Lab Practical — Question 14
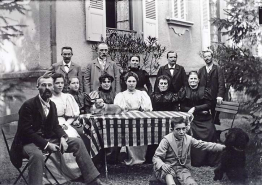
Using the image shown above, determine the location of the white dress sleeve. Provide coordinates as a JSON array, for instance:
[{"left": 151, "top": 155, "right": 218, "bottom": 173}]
[
  {"left": 114, "top": 92, "right": 127, "bottom": 111},
  {"left": 140, "top": 91, "right": 153, "bottom": 111},
  {"left": 65, "top": 94, "right": 80, "bottom": 118}
]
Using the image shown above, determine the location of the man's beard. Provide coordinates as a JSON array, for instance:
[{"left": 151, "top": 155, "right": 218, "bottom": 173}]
[{"left": 42, "top": 89, "right": 52, "bottom": 100}]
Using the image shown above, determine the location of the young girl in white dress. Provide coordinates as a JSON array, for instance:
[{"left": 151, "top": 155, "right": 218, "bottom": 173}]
[{"left": 114, "top": 72, "right": 152, "bottom": 165}]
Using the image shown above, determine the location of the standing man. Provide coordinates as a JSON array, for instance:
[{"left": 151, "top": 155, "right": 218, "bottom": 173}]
[
  {"left": 10, "top": 75, "right": 108, "bottom": 185},
  {"left": 198, "top": 49, "right": 225, "bottom": 125},
  {"left": 84, "top": 43, "right": 120, "bottom": 94},
  {"left": 45, "top": 46, "right": 83, "bottom": 93},
  {"left": 154, "top": 51, "right": 187, "bottom": 95}
]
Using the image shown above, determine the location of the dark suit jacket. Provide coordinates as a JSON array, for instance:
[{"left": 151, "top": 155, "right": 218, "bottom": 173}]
[
  {"left": 45, "top": 61, "right": 83, "bottom": 92},
  {"left": 198, "top": 64, "right": 225, "bottom": 100},
  {"left": 10, "top": 95, "right": 66, "bottom": 168},
  {"left": 154, "top": 64, "right": 187, "bottom": 93}
]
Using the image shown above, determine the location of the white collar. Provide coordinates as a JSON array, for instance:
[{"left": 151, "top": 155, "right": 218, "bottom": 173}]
[
  {"left": 98, "top": 57, "right": 106, "bottom": 63},
  {"left": 39, "top": 94, "right": 50, "bottom": 108},
  {"left": 205, "top": 63, "right": 213, "bottom": 71},
  {"left": 63, "top": 61, "right": 71, "bottom": 67},
  {"left": 126, "top": 89, "right": 136, "bottom": 94},
  {"left": 168, "top": 64, "right": 176, "bottom": 69}
]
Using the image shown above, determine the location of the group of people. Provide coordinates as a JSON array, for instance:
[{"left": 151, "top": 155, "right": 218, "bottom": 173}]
[{"left": 10, "top": 42, "right": 226, "bottom": 185}]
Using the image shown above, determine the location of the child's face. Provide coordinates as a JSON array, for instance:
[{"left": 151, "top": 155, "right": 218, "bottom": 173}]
[
  {"left": 171, "top": 123, "right": 187, "bottom": 140},
  {"left": 69, "top": 78, "right": 79, "bottom": 92}
]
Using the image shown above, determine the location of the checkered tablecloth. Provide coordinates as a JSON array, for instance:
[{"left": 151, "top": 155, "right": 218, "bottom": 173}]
[{"left": 79, "top": 111, "right": 190, "bottom": 157}]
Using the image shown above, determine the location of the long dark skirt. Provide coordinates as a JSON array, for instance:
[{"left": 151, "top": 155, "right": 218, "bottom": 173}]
[{"left": 190, "top": 116, "right": 220, "bottom": 167}]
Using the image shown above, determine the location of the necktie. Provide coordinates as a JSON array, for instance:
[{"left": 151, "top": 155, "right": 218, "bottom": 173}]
[
  {"left": 100, "top": 61, "right": 106, "bottom": 70},
  {"left": 170, "top": 68, "right": 175, "bottom": 76},
  {"left": 64, "top": 65, "right": 69, "bottom": 73}
]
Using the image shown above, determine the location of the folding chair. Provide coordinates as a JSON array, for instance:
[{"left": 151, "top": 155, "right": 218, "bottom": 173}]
[
  {"left": 0, "top": 113, "right": 60, "bottom": 185},
  {"left": 213, "top": 101, "right": 240, "bottom": 140}
]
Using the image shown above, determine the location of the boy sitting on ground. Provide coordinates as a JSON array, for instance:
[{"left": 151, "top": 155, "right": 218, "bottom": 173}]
[{"left": 153, "top": 117, "right": 225, "bottom": 185}]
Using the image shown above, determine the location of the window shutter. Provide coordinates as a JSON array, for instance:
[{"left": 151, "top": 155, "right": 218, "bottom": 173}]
[
  {"left": 172, "top": 0, "right": 186, "bottom": 20},
  {"left": 201, "top": 0, "right": 210, "bottom": 50},
  {"left": 180, "top": 0, "right": 185, "bottom": 19},
  {"left": 85, "top": 0, "right": 106, "bottom": 42},
  {"left": 143, "top": 0, "right": 158, "bottom": 40},
  {"left": 173, "top": 0, "right": 179, "bottom": 18}
]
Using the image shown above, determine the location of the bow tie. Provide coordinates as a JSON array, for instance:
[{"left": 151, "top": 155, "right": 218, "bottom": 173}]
[
  {"left": 169, "top": 68, "right": 175, "bottom": 70},
  {"left": 64, "top": 64, "right": 69, "bottom": 68}
]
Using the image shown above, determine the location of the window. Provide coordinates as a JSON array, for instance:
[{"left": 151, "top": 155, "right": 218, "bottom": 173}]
[
  {"left": 106, "top": 0, "right": 132, "bottom": 30},
  {"left": 85, "top": 0, "right": 158, "bottom": 42},
  {"left": 172, "top": 0, "right": 187, "bottom": 20},
  {"left": 106, "top": 0, "right": 117, "bottom": 28}
]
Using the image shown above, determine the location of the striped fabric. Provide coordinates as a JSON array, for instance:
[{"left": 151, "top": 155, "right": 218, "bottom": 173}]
[{"left": 79, "top": 111, "right": 190, "bottom": 158}]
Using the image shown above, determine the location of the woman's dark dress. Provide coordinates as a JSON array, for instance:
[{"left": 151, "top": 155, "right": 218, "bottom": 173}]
[
  {"left": 69, "top": 91, "right": 92, "bottom": 114},
  {"left": 151, "top": 91, "right": 179, "bottom": 111},
  {"left": 97, "top": 86, "right": 119, "bottom": 163},
  {"left": 97, "top": 87, "right": 115, "bottom": 104},
  {"left": 145, "top": 90, "right": 179, "bottom": 163},
  {"left": 121, "top": 67, "right": 152, "bottom": 94},
  {"left": 179, "top": 86, "right": 219, "bottom": 167},
  {"left": 68, "top": 91, "right": 93, "bottom": 152}
]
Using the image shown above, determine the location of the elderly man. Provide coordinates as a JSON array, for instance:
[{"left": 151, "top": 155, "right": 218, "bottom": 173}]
[
  {"left": 10, "top": 75, "right": 108, "bottom": 185},
  {"left": 84, "top": 43, "right": 120, "bottom": 94},
  {"left": 45, "top": 46, "right": 83, "bottom": 93},
  {"left": 198, "top": 49, "right": 226, "bottom": 125},
  {"left": 154, "top": 51, "right": 187, "bottom": 110}
]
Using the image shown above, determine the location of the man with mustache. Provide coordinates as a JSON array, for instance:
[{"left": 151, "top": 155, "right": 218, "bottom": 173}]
[
  {"left": 10, "top": 75, "right": 108, "bottom": 185},
  {"left": 198, "top": 49, "right": 225, "bottom": 126},
  {"left": 154, "top": 51, "right": 187, "bottom": 110},
  {"left": 84, "top": 43, "right": 120, "bottom": 94},
  {"left": 45, "top": 46, "right": 83, "bottom": 93}
]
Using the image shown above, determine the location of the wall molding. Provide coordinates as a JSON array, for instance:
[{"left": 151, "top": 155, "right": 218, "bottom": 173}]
[
  {"left": 166, "top": 18, "right": 193, "bottom": 36},
  {"left": 0, "top": 70, "right": 46, "bottom": 80}
]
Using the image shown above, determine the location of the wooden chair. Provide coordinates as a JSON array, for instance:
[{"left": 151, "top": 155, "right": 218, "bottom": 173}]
[
  {"left": 214, "top": 101, "right": 240, "bottom": 132},
  {"left": 0, "top": 113, "right": 59, "bottom": 185}
]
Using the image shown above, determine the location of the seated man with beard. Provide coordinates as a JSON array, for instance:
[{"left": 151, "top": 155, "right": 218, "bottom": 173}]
[{"left": 10, "top": 75, "right": 109, "bottom": 185}]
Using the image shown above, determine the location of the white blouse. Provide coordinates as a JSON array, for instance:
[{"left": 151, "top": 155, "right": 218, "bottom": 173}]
[
  {"left": 114, "top": 90, "right": 152, "bottom": 112},
  {"left": 51, "top": 93, "right": 80, "bottom": 125}
]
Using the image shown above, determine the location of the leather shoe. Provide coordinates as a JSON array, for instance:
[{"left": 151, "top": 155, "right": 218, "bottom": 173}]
[{"left": 89, "top": 178, "right": 110, "bottom": 185}]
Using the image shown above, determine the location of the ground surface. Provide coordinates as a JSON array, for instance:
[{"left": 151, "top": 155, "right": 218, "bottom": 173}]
[{"left": 1, "top": 114, "right": 262, "bottom": 185}]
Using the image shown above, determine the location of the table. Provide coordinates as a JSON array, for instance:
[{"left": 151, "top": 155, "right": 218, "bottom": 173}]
[{"left": 79, "top": 111, "right": 191, "bottom": 158}]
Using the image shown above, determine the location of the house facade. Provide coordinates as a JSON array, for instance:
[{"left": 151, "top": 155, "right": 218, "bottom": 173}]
[
  {"left": 0, "top": 0, "right": 220, "bottom": 75},
  {"left": 1, "top": 0, "right": 223, "bottom": 114}
]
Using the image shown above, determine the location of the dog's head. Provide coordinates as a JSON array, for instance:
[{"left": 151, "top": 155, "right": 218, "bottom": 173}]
[{"left": 224, "top": 128, "right": 249, "bottom": 150}]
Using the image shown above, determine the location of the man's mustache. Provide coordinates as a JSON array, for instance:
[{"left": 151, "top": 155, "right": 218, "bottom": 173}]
[{"left": 43, "top": 89, "right": 52, "bottom": 95}]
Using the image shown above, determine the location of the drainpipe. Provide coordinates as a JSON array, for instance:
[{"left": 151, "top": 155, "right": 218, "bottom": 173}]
[{"left": 50, "top": 0, "right": 57, "bottom": 64}]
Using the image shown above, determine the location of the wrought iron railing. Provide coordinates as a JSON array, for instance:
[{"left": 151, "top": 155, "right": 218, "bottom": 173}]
[{"left": 106, "top": 27, "right": 138, "bottom": 38}]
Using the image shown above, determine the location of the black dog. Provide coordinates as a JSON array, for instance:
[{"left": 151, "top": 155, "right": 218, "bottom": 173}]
[{"left": 214, "top": 128, "right": 249, "bottom": 184}]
